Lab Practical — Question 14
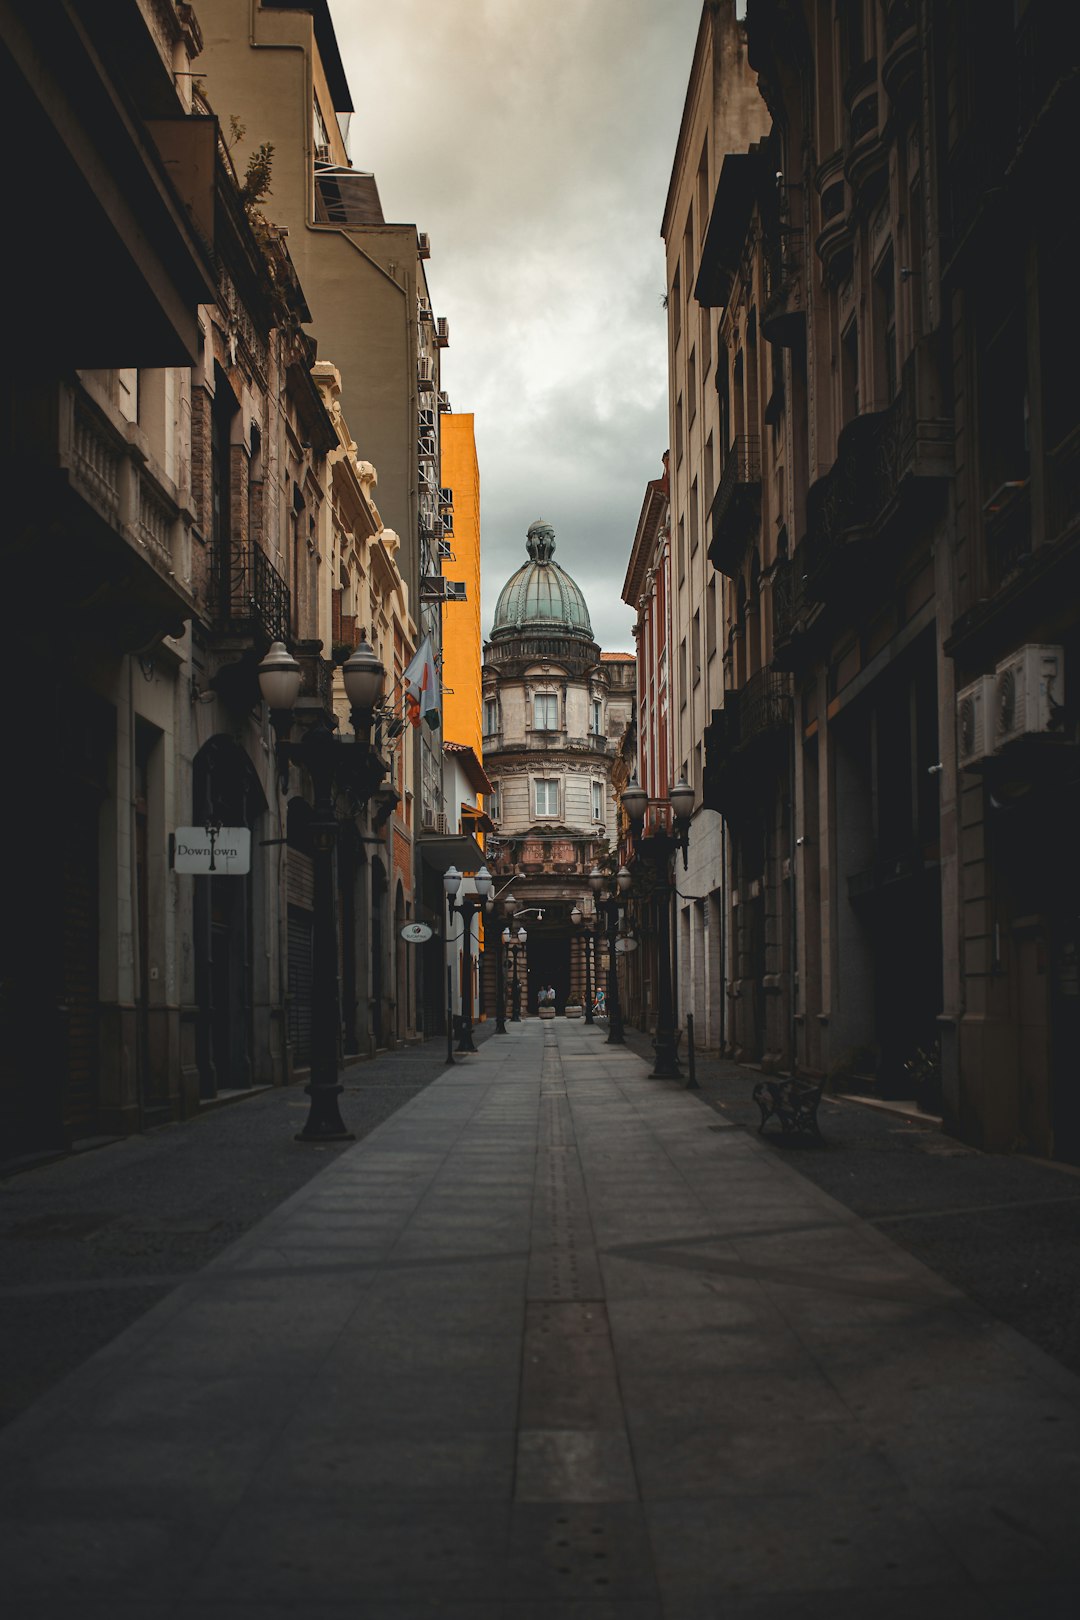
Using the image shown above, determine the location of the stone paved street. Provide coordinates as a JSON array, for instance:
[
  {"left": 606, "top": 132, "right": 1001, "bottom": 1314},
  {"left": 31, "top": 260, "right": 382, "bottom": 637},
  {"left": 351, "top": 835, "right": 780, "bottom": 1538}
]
[
  {"left": 0, "top": 1035, "right": 480, "bottom": 1428},
  {"left": 621, "top": 1029, "right": 1080, "bottom": 1379},
  {"left": 2, "top": 1018, "right": 1079, "bottom": 1617}
]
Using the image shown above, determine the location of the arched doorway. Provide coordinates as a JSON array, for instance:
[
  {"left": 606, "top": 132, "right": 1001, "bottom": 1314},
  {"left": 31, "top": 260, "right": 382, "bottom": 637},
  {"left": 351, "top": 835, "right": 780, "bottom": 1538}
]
[{"left": 192, "top": 737, "right": 267, "bottom": 1098}]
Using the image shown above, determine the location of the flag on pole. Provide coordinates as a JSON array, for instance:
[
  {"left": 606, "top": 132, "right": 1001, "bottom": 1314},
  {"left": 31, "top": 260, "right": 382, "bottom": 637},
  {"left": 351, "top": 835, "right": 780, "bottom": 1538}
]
[{"left": 403, "top": 636, "right": 440, "bottom": 730}]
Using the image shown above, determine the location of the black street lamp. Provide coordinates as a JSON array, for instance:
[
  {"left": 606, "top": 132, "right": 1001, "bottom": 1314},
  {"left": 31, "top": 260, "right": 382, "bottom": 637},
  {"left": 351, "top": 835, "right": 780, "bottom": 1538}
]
[
  {"left": 258, "top": 636, "right": 387, "bottom": 1141},
  {"left": 443, "top": 863, "right": 493, "bottom": 1053},
  {"left": 621, "top": 775, "right": 694, "bottom": 1080},
  {"left": 588, "top": 864, "right": 632, "bottom": 1045},
  {"left": 570, "top": 903, "right": 599, "bottom": 1025},
  {"left": 504, "top": 925, "right": 528, "bottom": 1022},
  {"left": 487, "top": 889, "right": 516, "bottom": 1033}
]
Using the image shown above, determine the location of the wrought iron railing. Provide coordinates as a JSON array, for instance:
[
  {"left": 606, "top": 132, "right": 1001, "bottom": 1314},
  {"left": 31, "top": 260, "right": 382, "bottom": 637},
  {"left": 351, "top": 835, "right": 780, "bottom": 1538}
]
[
  {"left": 214, "top": 541, "right": 291, "bottom": 646},
  {"left": 983, "top": 481, "right": 1032, "bottom": 590}
]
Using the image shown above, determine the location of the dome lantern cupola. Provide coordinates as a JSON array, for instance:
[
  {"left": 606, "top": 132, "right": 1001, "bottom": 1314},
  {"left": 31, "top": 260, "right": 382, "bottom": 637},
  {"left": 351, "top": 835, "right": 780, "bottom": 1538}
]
[{"left": 491, "top": 519, "right": 594, "bottom": 644}]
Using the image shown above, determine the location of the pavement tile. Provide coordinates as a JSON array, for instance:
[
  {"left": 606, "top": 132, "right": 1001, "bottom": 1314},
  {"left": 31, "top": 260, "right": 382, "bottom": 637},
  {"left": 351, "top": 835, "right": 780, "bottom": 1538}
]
[
  {"left": 515, "top": 1428, "right": 638, "bottom": 1501},
  {"left": 246, "top": 1427, "right": 517, "bottom": 1502},
  {"left": 505, "top": 1502, "right": 659, "bottom": 1603},
  {"left": 645, "top": 1491, "right": 969, "bottom": 1598},
  {"left": 186, "top": 1501, "right": 510, "bottom": 1606}
]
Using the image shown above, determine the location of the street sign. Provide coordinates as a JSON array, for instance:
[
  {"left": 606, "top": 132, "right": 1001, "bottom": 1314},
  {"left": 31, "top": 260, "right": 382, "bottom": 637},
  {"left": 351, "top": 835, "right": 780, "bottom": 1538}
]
[
  {"left": 173, "top": 827, "right": 251, "bottom": 875},
  {"left": 400, "top": 922, "right": 434, "bottom": 944},
  {"left": 615, "top": 936, "right": 639, "bottom": 954}
]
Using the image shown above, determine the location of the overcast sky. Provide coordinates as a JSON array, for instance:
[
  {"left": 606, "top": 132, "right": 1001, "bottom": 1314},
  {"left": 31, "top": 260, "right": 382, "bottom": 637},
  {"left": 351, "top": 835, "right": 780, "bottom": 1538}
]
[{"left": 332, "top": 0, "right": 705, "bottom": 653}]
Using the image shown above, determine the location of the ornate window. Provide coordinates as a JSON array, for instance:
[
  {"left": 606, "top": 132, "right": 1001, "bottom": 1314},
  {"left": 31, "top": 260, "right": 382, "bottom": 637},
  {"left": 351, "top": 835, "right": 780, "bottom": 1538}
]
[
  {"left": 534, "top": 777, "right": 560, "bottom": 817},
  {"left": 534, "top": 692, "right": 558, "bottom": 730}
]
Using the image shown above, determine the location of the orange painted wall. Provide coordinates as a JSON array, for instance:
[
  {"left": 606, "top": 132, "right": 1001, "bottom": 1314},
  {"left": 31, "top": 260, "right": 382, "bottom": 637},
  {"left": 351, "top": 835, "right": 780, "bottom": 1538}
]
[{"left": 439, "top": 413, "right": 482, "bottom": 760}]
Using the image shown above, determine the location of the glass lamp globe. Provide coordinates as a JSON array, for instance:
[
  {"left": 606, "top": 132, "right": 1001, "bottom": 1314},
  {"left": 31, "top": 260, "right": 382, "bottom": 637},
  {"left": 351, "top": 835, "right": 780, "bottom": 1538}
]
[
  {"left": 669, "top": 777, "right": 695, "bottom": 823},
  {"left": 589, "top": 865, "right": 604, "bottom": 895},
  {"left": 617, "top": 865, "right": 632, "bottom": 894},
  {"left": 474, "top": 865, "right": 493, "bottom": 900},
  {"left": 342, "top": 635, "right": 386, "bottom": 715},
  {"left": 443, "top": 865, "right": 462, "bottom": 899},
  {"left": 571, "top": 905, "right": 582, "bottom": 926},
  {"left": 621, "top": 777, "right": 648, "bottom": 826},
  {"left": 517, "top": 927, "right": 527, "bottom": 945},
  {"left": 257, "top": 642, "right": 302, "bottom": 711}
]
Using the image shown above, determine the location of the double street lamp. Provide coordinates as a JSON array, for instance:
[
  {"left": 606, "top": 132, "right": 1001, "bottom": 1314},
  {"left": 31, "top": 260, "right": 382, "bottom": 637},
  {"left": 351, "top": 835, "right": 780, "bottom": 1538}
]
[
  {"left": 487, "top": 890, "right": 516, "bottom": 1033},
  {"left": 257, "top": 636, "right": 386, "bottom": 1141},
  {"left": 503, "top": 925, "right": 528, "bottom": 1022},
  {"left": 443, "top": 863, "right": 492, "bottom": 1053},
  {"left": 619, "top": 776, "right": 695, "bottom": 1080},
  {"left": 570, "top": 902, "right": 600, "bottom": 1025},
  {"left": 588, "top": 863, "right": 632, "bottom": 1045}
]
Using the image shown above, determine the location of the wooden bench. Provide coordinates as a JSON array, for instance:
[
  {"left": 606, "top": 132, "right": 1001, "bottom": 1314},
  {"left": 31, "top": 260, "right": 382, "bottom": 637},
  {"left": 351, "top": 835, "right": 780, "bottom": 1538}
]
[{"left": 752, "top": 1076, "right": 825, "bottom": 1139}]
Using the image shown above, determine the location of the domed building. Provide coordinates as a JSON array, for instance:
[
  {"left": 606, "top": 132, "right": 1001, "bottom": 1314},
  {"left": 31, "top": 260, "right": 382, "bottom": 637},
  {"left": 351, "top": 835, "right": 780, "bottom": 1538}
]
[{"left": 482, "top": 520, "right": 635, "bottom": 1015}]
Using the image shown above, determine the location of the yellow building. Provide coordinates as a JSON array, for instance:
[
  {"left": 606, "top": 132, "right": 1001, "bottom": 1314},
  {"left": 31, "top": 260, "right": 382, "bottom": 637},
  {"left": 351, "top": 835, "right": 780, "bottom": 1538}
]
[{"left": 439, "top": 413, "right": 483, "bottom": 762}]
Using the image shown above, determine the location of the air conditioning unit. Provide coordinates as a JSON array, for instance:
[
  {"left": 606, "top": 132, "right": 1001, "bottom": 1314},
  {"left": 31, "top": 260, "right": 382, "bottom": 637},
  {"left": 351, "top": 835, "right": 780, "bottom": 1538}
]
[
  {"left": 994, "top": 644, "right": 1065, "bottom": 748},
  {"left": 445, "top": 580, "right": 467, "bottom": 602},
  {"left": 417, "top": 358, "right": 435, "bottom": 392},
  {"left": 956, "top": 676, "right": 996, "bottom": 768},
  {"left": 422, "top": 808, "right": 436, "bottom": 830},
  {"left": 438, "top": 390, "right": 451, "bottom": 413},
  {"left": 436, "top": 317, "right": 450, "bottom": 347},
  {"left": 439, "top": 486, "right": 454, "bottom": 511},
  {"left": 417, "top": 231, "right": 431, "bottom": 259},
  {"left": 420, "top": 575, "right": 447, "bottom": 599}
]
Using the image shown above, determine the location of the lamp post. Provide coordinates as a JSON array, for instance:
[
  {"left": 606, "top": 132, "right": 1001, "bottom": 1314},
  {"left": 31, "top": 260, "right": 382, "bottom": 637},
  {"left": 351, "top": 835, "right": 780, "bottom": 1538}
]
[
  {"left": 257, "top": 636, "right": 386, "bottom": 1141},
  {"left": 506, "top": 925, "right": 527, "bottom": 1022},
  {"left": 570, "top": 903, "right": 599, "bottom": 1025},
  {"left": 443, "top": 863, "right": 493, "bottom": 1053},
  {"left": 620, "top": 775, "right": 694, "bottom": 1080},
  {"left": 588, "top": 864, "right": 631, "bottom": 1045},
  {"left": 488, "top": 891, "right": 516, "bottom": 1033}
]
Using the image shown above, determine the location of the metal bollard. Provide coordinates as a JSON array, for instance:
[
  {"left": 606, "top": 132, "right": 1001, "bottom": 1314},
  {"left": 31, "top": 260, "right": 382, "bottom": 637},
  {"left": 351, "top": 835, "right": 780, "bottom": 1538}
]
[{"left": 686, "top": 1013, "right": 700, "bottom": 1090}]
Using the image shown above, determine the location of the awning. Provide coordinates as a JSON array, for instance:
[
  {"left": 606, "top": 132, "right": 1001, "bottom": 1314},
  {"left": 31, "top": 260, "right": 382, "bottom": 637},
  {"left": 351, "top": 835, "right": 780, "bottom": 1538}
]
[{"left": 416, "top": 833, "right": 486, "bottom": 872}]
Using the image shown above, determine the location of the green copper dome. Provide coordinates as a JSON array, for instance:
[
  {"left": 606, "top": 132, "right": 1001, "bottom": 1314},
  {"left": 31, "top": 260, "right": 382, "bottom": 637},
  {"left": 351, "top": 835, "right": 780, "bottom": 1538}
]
[{"left": 491, "top": 521, "right": 593, "bottom": 640}]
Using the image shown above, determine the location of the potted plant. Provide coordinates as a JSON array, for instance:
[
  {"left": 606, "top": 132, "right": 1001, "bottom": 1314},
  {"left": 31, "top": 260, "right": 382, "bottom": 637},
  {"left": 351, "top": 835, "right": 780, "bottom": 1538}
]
[{"left": 564, "top": 997, "right": 583, "bottom": 1019}]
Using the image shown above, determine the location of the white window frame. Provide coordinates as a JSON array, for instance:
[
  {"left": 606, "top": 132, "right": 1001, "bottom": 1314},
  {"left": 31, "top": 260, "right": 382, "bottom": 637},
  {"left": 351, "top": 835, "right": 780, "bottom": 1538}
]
[
  {"left": 591, "top": 780, "right": 605, "bottom": 822},
  {"left": 590, "top": 698, "right": 603, "bottom": 735},
  {"left": 533, "top": 692, "right": 558, "bottom": 731},
  {"left": 488, "top": 781, "right": 500, "bottom": 821},
  {"left": 483, "top": 698, "right": 499, "bottom": 736},
  {"left": 534, "top": 777, "right": 560, "bottom": 818}
]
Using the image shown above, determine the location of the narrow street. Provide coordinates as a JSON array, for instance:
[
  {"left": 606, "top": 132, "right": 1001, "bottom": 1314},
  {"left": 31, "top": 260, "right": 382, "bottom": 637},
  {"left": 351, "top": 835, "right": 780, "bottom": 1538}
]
[{"left": 1, "top": 1019, "right": 1078, "bottom": 1616}]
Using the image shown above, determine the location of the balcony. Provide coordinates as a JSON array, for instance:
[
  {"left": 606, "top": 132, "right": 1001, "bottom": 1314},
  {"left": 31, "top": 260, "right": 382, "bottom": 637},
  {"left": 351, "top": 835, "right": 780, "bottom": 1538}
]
[
  {"left": 1047, "top": 424, "right": 1080, "bottom": 546},
  {"left": 804, "top": 340, "right": 951, "bottom": 603},
  {"left": 814, "top": 151, "right": 852, "bottom": 283},
  {"left": 983, "top": 481, "right": 1032, "bottom": 592},
  {"left": 44, "top": 379, "right": 196, "bottom": 649},
  {"left": 213, "top": 540, "right": 291, "bottom": 648},
  {"left": 708, "top": 436, "right": 762, "bottom": 577},
  {"left": 703, "top": 670, "right": 793, "bottom": 816},
  {"left": 762, "top": 228, "right": 804, "bottom": 348},
  {"left": 844, "top": 60, "right": 888, "bottom": 201},
  {"left": 771, "top": 554, "right": 813, "bottom": 668},
  {"left": 882, "top": 0, "right": 919, "bottom": 110},
  {"left": 1017, "top": 0, "right": 1080, "bottom": 138}
]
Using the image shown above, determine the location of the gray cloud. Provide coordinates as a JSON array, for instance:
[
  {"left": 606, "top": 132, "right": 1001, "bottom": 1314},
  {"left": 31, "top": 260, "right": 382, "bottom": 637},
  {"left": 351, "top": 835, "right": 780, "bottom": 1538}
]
[{"left": 331, "top": 0, "right": 704, "bottom": 651}]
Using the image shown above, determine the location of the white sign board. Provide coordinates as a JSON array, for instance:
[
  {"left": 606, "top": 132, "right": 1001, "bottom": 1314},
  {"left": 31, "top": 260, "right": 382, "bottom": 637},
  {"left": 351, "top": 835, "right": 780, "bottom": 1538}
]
[
  {"left": 615, "top": 936, "right": 639, "bottom": 955},
  {"left": 400, "top": 922, "right": 434, "bottom": 944},
  {"left": 174, "top": 827, "right": 251, "bottom": 875}
]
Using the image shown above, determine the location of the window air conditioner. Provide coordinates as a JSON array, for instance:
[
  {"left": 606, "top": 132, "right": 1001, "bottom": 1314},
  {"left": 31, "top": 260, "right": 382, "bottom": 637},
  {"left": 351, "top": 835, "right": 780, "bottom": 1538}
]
[
  {"left": 418, "top": 231, "right": 431, "bottom": 259},
  {"left": 994, "top": 644, "right": 1064, "bottom": 748},
  {"left": 417, "top": 358, "right": 435, "bottom": 391},
  {"left": 445, "top": 580, "right": 467, "bottom": 602},
  {"left": 956, "top": 676, "right": 995, "bottom": 769},
  {"left": 436, "top": 317, "right": 450, "bottom": 346}
]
